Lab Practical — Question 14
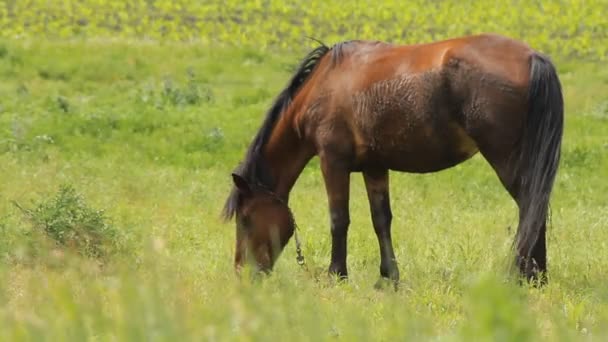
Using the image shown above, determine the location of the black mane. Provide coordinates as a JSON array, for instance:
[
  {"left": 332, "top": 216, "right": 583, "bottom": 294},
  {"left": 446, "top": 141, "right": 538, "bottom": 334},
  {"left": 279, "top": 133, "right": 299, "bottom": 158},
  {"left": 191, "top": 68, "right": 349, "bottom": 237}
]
[{"left": 222, "top": 43, "right": 331, "bottom": 221}]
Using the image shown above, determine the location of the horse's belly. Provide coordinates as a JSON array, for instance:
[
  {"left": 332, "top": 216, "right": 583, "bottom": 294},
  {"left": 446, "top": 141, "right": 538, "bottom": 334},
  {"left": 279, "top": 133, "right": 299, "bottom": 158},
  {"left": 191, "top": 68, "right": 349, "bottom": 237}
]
[
  {"left": 345, "top": 72, "right": 479, "bottom": 172},
  {"left": 354, "top": 118, "right": 479, "bottom": 173},
  {"left": 379, "top": 142, "right": 478, "bottom": 173}
]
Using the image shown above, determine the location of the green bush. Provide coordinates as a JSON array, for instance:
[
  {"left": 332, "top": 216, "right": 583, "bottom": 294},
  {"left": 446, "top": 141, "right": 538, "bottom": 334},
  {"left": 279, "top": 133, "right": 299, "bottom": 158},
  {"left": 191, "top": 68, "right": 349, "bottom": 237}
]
[{"left": 14, "top": 184, "right": 123, "bottom": 260}]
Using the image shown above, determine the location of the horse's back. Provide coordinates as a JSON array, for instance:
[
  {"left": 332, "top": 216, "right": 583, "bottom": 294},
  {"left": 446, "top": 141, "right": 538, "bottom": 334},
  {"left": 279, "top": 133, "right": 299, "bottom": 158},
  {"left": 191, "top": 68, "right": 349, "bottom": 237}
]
[
  {"left": 346, "top": 34, "right": 532, "bottom": 86},
  {"left": 304, "top": 34, "right": 535, "bottom": 173}
]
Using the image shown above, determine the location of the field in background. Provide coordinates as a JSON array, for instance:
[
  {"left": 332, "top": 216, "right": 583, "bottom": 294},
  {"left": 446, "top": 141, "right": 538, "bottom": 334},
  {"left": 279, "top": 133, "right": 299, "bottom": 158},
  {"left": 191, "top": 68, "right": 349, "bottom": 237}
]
[
  {"left": 1, "top": 1, "right": 608, "bottom": 341},
  {"left": 1, "top": 0, "right": 607, "bottom": 60}
]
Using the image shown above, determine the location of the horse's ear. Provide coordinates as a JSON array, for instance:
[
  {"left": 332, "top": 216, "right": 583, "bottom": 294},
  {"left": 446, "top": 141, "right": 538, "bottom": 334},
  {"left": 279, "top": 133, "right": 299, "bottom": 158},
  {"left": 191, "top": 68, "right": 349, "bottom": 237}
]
[{"left": 232, "top": 173, "right": 252, "bottom": 197}]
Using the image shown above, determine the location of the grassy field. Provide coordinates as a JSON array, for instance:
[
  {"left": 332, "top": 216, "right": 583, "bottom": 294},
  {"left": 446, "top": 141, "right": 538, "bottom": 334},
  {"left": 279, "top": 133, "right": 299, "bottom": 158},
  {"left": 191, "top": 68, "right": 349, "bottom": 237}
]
[{"left": 1, "top": 1, "right": 608, "bottom": 341}]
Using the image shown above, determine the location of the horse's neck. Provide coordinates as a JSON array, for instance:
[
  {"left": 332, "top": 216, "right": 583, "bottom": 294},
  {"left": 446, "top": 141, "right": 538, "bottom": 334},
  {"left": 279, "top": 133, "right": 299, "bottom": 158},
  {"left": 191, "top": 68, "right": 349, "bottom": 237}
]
[{"left": 263, "top": 112, "right": 314, "bottom": 200}]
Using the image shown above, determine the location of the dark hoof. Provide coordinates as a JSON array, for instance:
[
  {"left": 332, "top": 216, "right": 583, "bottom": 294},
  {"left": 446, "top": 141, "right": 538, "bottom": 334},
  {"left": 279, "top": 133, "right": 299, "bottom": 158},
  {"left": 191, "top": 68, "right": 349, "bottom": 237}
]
[
  {"left": 374, "top": 277, "right": 399, "bottom": 291},
  {"left": 328, "top": 273, "right": 348, "bottom": 283},
  {"left": 526, "top": 271, "right": 548, "bottom": 288},
  {"left": 328, "top": 264, "right": 348, "bottom": 281},
  {"left": 517, "top": 256, "right": 547, "bottom": 288}
]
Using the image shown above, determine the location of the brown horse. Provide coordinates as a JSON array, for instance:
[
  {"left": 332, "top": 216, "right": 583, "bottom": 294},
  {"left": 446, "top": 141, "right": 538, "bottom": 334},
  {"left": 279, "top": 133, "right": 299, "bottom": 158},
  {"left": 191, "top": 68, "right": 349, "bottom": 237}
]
[{"left": 222, "top": 33, "right": 563, "bottom": 286}]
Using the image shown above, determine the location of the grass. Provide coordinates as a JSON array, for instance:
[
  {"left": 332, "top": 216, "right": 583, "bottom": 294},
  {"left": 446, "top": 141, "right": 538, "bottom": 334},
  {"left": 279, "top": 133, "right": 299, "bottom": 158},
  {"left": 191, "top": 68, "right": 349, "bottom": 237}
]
[
  {"left": 1, "top": 1, "right": 607, "bottom": 60},
  {"left": 0, "top": 6, "right": 608, "bottom": 341}
]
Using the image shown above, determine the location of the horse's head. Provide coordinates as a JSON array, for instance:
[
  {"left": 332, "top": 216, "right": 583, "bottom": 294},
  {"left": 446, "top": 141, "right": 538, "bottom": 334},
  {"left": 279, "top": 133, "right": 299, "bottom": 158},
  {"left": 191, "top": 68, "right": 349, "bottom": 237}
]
[{"left": 229, "top": 173, "right": 295, "bottom": 274}]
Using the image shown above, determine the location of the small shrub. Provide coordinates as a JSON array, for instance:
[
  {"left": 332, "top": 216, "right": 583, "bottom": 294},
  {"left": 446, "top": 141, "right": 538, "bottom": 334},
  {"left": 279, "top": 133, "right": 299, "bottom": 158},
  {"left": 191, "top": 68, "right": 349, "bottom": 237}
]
[
  {"left": 590, "top": 100, "right": 608, "bottom": 120},
  {"left": 562, "top": 146, "right": 601, "bottom": 169},
  {"left": 13, "top": 184, "right": 122, "bottom": 260},
  {"left": 56, "top": 95, "right": 70, "bottom": 113},
  {"left": 137, "top": 73, "right": 214, "bottom": 109}
]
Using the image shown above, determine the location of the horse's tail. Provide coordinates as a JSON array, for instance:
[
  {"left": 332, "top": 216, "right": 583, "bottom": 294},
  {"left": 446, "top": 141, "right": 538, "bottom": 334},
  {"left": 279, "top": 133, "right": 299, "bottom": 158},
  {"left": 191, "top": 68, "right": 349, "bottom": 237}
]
[{"left": 514, "top": 52, "right": 564, "bottom": 276}]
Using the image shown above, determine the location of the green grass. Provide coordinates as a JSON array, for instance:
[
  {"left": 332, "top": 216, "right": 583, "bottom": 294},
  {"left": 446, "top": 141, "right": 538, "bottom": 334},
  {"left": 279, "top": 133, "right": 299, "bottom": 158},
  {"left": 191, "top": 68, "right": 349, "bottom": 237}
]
[
  {"left": 1, "top": 5, "right": 608, "bottom": 341},
  {"left": 1, "top": 0, "right": 607, "bottom": 60}
]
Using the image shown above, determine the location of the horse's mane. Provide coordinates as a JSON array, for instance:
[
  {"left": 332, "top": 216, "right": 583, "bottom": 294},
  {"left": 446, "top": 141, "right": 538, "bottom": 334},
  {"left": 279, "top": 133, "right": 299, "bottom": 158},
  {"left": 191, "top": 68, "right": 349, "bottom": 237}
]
[{"left": 222, "top": 42, "right": 332, "bottom": 221}]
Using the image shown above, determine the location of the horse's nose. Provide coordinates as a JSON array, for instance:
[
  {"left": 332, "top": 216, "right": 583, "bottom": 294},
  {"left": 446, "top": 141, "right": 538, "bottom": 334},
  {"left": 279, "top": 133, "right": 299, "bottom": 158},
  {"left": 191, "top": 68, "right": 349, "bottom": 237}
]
[{"left": 255, "top": 249, "right": 273, "bottom": 273}]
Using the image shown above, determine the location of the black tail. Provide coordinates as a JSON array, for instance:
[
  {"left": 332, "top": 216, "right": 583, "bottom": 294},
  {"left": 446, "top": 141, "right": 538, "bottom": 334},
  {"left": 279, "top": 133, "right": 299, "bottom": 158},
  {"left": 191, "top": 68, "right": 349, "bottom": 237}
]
[{"left": 514, "top": 52, "right": 564, "bottom": 277}]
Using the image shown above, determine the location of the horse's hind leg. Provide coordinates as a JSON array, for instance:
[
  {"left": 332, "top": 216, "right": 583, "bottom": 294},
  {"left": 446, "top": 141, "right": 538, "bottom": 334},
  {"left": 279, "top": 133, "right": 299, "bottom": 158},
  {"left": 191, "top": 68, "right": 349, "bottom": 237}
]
[
  {"left": 474, "top": 52, "right": 562, "bottom": 286},
  {"left": 363, "top": 169, "right": 400, "bottom": 288},
  {"left": 479, "top": 148, "right": 548, "bottom": 285}
]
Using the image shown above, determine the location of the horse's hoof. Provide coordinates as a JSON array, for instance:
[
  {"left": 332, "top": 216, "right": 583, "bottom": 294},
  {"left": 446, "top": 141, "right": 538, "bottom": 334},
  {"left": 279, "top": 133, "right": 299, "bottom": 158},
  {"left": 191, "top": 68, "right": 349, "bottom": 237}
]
[
  {"left": 374, "top": 277, "right": 399, "bottom": 291},
  {"left": 329, "top": 273, "right": 348, "bottom": 283},
  {"left": 528, "top": 271, "right": 548, "bottom": 288},
  {"left": 328, "top": 264, "right": 348, "bottom": 282}
]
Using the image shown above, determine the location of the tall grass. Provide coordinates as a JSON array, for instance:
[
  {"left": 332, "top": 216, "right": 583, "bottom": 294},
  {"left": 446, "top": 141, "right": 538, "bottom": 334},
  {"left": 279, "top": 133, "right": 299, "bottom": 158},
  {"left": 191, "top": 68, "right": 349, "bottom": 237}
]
[{"left": 0, "top": 3, "right": 607, "bottom": 340}]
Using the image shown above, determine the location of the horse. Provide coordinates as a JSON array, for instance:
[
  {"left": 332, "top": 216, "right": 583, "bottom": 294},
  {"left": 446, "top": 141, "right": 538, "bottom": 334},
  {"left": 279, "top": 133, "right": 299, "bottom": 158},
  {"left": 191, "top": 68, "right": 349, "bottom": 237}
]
[{"left": 222, "top": 33, "right": 564, "bottom": 287}]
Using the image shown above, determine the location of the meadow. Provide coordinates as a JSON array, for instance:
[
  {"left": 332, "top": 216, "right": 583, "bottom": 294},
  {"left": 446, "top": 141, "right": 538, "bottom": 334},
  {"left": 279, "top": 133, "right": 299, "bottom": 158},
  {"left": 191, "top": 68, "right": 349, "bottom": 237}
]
[{"left": 1, "top": 1, "right": 608, "bottom": 340}]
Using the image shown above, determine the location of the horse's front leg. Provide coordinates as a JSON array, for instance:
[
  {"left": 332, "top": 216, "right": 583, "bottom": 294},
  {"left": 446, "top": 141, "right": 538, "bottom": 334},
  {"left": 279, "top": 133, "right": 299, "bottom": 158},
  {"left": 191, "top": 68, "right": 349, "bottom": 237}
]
[
  {"left": 363, "top": 169, "right": 400, "bottom": 289},
  {"left": 320, "top": 155, "right": 351, "bottom": 280}
]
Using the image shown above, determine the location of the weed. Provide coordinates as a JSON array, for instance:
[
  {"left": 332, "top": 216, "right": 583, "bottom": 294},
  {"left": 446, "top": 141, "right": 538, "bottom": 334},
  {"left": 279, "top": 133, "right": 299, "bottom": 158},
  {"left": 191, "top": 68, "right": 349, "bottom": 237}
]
[{"left": 13, "top": 184, "right": 123, "bottom": 260}]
